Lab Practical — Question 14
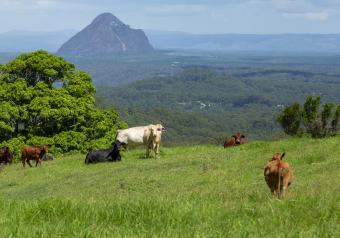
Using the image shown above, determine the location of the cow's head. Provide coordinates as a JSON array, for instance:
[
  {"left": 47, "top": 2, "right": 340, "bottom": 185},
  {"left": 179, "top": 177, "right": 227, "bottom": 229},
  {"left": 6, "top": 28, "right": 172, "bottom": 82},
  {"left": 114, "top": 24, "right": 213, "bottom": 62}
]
[
  {"left": 271, "top": 152, "right": 285, "bottom": 161},
  {"left": 113, "top": 140, "right": 126, "bottom": 151},
  {"left": 154, "top": 124, "right": 166, "bottom": 132},
  {"left": 232, "top": 133, "right": 245, "bottom": 145},
  {"left": 39, "top": 146, "right": 49, "bottom": 157}
]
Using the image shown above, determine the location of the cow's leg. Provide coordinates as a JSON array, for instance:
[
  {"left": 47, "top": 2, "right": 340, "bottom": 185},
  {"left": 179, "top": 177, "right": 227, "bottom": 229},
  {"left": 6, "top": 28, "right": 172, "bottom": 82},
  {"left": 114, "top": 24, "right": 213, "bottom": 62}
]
[
  {"left": 146, "top": 145, "right": 150, "bottom": 158},
  {"left": 36, "top": 158, "right": 42, "bottom": 167},
  {"left": 270, "top": 187, "right": 275, "bottom": 196},
  {"left": 281, "top": 178, "right": 289, "bottom": 197},
  {"left": 27, "top": 159, "right": 33, "bottom": 167},
  {"left": 281, "top": 186, "right": 286, "bottom": 198},
  {"left": 153, "top": 143, "right": 159, "bottom": 158},
  {"left": 22, "top": 155, "right": 26, "bottom": 168},
  {"left": 117, "top": 154, "right": 121, "bottom": 161},
  {"left": 156, "top": 144, "right": 160, "bottom": 158},
  {"left": 154, "top": 144, "right": 159, "bottom": 158}
]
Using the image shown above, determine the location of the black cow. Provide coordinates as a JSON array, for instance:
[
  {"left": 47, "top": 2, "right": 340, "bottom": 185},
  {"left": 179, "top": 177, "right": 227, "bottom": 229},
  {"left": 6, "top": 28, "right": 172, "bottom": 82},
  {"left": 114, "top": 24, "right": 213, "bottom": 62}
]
[
  {"left": 0, "top": 146, "right": 13, "bottom": 164},
  {"left": 85, "top": 140, "right": 123, "bottom": 164}
]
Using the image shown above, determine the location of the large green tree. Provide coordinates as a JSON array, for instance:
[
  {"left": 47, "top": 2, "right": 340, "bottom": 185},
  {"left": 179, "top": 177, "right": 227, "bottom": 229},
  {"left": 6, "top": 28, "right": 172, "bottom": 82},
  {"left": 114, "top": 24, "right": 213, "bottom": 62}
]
[{"left": 0, "top": 50, "right": 126, "bottom": 155}]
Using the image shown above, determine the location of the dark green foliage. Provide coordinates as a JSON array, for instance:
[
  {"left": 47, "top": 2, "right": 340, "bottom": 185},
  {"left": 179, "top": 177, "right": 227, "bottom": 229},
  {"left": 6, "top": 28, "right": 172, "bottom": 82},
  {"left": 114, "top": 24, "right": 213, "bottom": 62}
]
[
  {"left": 277, "top": 103, "right": 302, "bottom": 136},
  {"left": 331, "top": 105, "right": 340, "bottom": 135},
  {"left": 4, "top": 50, "right": 75, "bottom": 87},
  {"left": 278, "top": 96, "right": 340, "bottom": 138},
  {"left": 303, "top": 96, "right": 321, "bottom": 137},
  {"left": 97, "top": 65, "right": 340, "bottom": 144},
  {"left": 321, "top": 102, "right": 334, "bottom": 136},
  {"left": 0, "top": 51, "right": 126, "bottom": 157}
]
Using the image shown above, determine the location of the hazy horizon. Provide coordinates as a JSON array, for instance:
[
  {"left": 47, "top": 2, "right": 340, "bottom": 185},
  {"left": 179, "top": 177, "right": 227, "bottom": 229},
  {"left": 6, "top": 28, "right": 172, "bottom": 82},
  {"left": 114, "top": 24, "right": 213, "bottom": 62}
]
[
  {"left": 1, "top": 0, "right": 340, "bottom": 34},
  {"left": 2, "top": 28, "right": 340, "bottom": 36}
]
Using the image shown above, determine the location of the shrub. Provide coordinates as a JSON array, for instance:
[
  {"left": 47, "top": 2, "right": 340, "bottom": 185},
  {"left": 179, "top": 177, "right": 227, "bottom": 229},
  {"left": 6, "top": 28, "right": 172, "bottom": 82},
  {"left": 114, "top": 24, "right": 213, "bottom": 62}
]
[{"left": 277, "top": 96, "right": 340, "bottom": 138}]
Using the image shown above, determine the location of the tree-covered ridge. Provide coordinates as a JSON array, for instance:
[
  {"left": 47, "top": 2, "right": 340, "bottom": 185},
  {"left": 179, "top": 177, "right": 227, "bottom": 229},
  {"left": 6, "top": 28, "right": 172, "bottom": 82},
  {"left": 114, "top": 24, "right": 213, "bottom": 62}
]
[
  {"left": 0, "top": 51, "right": 126, "bottom": 156},
  {"left": 96, "top": 67, "right": 340, "bottom": 145},
  {"left": 101, "top": 67, "right": 340, "bottom": 109}
]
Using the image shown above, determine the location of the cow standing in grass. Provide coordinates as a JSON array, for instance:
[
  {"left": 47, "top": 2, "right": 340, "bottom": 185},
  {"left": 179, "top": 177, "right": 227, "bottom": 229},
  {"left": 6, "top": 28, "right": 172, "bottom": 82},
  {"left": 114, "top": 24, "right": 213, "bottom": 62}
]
[
  {"left": 146, "top": 124, "right": 165, "bottom": 158},
  {"left": 21, "top": 146, "right": 49, "bottom": 168},
  {"left": 264, "top": 152, "right": 293, "bottom": 198},
  {"left": 116, "top": 124, "right": 165, "bottom": 158},
  {"left": 224, "top": 133, "right": 246, "bottom": 148}
]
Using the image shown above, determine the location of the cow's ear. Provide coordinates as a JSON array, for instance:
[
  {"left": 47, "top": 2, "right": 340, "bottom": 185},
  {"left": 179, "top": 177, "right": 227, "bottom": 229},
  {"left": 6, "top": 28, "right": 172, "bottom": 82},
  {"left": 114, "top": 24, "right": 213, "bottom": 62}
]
[
  {"left": 241, "top": 135, "right": 245, "bottom": 138},
  {"left": 281, "top": 153, "right": 285, "bottom": 159}
]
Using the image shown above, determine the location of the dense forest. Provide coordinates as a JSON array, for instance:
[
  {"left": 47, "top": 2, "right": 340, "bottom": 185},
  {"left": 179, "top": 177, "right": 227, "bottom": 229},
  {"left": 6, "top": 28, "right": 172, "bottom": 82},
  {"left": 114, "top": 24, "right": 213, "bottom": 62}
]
[{"left": 97, "top": 67, "right": 340, "bottom": 145}]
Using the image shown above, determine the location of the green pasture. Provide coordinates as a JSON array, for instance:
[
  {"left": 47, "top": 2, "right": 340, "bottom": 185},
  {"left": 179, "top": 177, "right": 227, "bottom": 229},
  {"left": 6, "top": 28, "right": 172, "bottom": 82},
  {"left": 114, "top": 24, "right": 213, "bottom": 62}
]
[{"left": 0, "top": 137, "right": 339, "bottom": 237}]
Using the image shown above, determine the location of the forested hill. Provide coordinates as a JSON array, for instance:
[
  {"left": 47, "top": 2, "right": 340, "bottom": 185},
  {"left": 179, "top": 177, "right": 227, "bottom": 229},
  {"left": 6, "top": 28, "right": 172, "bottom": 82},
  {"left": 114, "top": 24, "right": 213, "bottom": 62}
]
[{"left": 97, "top": 68, "right": 340, "bottom": 145}]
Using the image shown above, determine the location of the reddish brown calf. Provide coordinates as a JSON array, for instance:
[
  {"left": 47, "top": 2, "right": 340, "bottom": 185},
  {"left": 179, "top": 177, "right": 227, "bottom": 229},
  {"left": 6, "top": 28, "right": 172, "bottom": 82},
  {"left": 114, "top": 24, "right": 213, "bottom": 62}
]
[
  {"left": 264, "top": 152, "right": 293, "bottom": 198},
  {"left": 21, "top": 146, "right": 49, "bottom": 168},
  {"left": 224, "top": 132, "right": 246, "bottom": 148}
]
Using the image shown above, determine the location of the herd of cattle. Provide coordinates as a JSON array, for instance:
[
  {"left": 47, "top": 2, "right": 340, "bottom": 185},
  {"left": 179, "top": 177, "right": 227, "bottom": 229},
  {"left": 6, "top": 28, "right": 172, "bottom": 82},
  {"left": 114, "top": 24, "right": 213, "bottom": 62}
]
[
  {"left": 0, "top": 124, "right": 293, "bottom": 198},
  {"left": 85, "top": 123, "right": 166, "bottom": 163}
]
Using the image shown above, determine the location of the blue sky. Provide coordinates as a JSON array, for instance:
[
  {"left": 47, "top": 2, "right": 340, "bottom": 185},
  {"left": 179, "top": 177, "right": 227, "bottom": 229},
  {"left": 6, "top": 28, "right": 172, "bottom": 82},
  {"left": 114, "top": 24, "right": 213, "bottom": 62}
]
[{"left": 0, "top": 0, "right": 339, "bottom": 34}]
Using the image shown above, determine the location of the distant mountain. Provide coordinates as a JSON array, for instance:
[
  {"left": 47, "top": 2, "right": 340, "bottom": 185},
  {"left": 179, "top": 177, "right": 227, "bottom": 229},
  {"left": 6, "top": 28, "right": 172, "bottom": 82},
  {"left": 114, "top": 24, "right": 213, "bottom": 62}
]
[
  {"left": 2, "top": 26, "right": 340, "bottom": 54},
  {"left": 0, "top": 30, "right": 76, "bottom": 52},
  {"left": 145, "top": 30, "right": 340, "bottom": 53},
  {"left": 57, "top": 13, "right": 154, "bottom": 56}
]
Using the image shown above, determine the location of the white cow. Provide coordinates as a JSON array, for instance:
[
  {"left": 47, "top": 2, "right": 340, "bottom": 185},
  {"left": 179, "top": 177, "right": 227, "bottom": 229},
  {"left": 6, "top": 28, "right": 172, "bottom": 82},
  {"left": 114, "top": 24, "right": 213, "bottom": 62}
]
[
  {"left": 116, "top": 124, "right": 165, "bottom": 157},
  {"left": 148, "top": 125, "right": 164, "bottom": 157}
]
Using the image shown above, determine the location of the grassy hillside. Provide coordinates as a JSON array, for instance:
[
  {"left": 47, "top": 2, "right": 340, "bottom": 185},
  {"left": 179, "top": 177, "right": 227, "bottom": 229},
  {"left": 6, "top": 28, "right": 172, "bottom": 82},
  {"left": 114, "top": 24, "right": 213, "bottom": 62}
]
[{"left": 0, "top": 136, "right": 339, "bottom": 237}]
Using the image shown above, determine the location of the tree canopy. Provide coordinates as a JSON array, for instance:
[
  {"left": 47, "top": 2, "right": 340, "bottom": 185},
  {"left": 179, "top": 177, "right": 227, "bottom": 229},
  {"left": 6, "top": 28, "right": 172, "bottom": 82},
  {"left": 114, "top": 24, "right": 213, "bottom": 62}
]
[
  {"left": 277, "top": 96, "right": 340, "bottom": 138},
  {"left": 0, "top": 50, "right": 126, "bottom": 156}
]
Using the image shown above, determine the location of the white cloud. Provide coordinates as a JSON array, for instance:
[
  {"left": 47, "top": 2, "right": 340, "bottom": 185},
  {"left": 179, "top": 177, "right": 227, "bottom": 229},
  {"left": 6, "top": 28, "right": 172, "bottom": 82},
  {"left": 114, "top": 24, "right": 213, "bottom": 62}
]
[{"left": 282, "top": 11, "right": 329, "bottom": 20}]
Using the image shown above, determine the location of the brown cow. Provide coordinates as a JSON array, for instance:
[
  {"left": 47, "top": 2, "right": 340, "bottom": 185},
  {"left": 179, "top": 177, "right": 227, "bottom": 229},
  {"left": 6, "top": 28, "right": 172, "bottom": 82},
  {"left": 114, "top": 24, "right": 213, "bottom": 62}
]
[
  {"left": 21, "top": 146, "right": 49, "bottom": 168},
  {"left": 0, "top": 146, "right": 13, "bottom": 164},
  {"left": 264, "top": 152, "right": 293, "bottom": 198},
  {"left": 224, "top": 132, "right": 246, "bottom": 148}
]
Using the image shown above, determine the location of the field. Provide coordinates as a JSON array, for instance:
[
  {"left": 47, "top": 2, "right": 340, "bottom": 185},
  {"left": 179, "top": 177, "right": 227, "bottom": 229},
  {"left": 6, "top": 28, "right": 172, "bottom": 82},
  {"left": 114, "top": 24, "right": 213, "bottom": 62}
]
[{"left": 0, "top": 136, "right": 339, "bottom": 237}]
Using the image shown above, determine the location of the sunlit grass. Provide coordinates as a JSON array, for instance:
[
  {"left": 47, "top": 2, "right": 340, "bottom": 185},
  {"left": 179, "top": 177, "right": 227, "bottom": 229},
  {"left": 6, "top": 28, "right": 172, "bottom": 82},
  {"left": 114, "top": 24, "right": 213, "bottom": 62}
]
[{"left": 0, "top": 137, "right": 339, "bottom": 237}]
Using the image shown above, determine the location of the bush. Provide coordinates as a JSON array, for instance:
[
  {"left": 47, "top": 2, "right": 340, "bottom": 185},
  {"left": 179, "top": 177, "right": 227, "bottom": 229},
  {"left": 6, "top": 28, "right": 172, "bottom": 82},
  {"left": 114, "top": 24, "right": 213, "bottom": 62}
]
[
  {"left": 277, "top": 96, "right": 340, "bottom": 138},
  {"left": 277, "top": 102, "right": 302, "bottom": 136},
  {"left": 0, "top": 136, "right": 25, "bottom": 161},
  {"left": 53, "top": 131, "right": 88, "bottom": 153}
]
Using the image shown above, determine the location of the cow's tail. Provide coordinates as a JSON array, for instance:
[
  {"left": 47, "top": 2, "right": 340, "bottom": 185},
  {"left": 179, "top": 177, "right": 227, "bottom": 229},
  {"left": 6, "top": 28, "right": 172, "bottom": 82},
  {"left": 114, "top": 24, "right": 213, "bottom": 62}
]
[{"left": 277, "top": 164, "right": 283, "bottom": 198}]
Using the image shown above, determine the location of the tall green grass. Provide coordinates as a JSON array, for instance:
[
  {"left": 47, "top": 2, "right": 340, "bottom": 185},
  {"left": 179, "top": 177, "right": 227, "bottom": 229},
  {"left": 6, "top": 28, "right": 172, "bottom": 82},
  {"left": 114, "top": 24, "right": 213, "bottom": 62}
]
[{"left": 0, "top": 137, "right": 339, "bottom": 237}]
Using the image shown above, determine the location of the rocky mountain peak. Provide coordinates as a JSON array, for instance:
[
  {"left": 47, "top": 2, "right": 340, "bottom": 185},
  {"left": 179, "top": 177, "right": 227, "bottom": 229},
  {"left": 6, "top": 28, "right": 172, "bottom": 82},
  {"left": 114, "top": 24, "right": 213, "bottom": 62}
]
[
  {"left": 57, "top": 13, "right": 154, "bottom": 56},
  {"left": 91, "top": 13, "right": 125, "bottom": 27}
]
